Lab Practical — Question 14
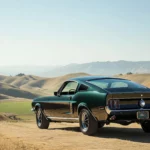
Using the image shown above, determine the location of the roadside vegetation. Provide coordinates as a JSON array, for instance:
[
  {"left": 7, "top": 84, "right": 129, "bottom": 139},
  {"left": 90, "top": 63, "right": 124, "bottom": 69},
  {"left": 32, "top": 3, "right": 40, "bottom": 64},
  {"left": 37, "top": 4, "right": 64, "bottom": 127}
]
[
  {"left": 0, "top": 100, "right": 32, "bottom": 115},
  {"left": 0, "top": 100, "right": 34, "bottom": 121}
]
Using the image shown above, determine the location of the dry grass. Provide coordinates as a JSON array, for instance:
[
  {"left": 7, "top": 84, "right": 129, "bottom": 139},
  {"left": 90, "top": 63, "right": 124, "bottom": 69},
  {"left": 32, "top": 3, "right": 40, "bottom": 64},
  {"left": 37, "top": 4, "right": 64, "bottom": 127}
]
[
  {"left": 0, "top": 134, "right": 39, "bottom": 150},
  {"left": 117, "top": 74, "right": 150, "bottom": 87},
  {"left": 0, "top": 121, "right": 150, "bottom": 150}
]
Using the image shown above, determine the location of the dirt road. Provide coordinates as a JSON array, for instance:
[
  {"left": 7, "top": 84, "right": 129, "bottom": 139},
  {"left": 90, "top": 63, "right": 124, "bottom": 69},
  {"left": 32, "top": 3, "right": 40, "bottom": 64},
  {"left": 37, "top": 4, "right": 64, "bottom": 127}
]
[{"left": 0, "top": 121, "right": 150, "bottom": 150}]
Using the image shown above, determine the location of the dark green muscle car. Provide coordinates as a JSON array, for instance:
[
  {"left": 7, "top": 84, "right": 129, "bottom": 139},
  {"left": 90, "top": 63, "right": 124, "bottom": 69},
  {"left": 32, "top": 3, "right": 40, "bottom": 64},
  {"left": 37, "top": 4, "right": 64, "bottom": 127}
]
[{"left": 31, "top": 76, "right": 150, "bottom": 135}]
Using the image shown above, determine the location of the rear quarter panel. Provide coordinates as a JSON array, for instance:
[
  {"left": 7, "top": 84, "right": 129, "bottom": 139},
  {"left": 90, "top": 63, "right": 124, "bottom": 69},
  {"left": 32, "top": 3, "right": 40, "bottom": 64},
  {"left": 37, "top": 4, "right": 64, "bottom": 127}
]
[{"left": 73, "top": 91, "right": 108, "bottom": 120}]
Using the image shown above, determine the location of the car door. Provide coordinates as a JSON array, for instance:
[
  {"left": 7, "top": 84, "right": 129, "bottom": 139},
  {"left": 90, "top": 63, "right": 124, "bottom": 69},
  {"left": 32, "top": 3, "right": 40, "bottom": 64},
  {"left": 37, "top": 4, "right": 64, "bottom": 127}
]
[
  {"left": 59, "top": 81, "right": 78, "bottom": 117},
  {"left": 46, "top": 81, "right": 78, "bottom": 119}
]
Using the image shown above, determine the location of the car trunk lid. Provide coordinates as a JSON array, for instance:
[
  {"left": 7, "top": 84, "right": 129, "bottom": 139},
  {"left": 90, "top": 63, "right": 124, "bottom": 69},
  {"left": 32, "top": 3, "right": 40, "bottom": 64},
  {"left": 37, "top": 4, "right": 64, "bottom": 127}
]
[{"left": 107, "top": 92, "right": 150, "bottom": 110}]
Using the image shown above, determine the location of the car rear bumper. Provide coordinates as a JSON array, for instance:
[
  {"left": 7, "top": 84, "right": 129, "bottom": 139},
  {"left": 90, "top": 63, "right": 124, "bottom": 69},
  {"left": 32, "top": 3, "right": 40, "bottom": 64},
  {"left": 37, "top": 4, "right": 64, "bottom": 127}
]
[
  {"left": 105, "top": 106, "right": 150, "bottom": 114},
  {"left": 105, "top": 106, "right": 150, "bottom": 120}
]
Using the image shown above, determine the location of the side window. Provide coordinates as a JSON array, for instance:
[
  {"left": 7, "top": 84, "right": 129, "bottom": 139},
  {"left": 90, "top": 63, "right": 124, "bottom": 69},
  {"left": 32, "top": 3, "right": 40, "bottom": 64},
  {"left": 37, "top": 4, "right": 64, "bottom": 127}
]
[
  {"left": 61, "top": 82, "right": 78, "bottom": 94},
  {"left": 78, "top": 84, "right": 88, "bottom": 91},
  {"left": 111, "top": 82, "right": 128, "bottom": 88}
]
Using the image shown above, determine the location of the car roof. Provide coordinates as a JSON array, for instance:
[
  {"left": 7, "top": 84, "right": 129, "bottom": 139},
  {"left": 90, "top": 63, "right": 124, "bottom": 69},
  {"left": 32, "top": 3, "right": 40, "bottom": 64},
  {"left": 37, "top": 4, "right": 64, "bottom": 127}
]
[{"left": 70, "top": 76, "right": 126, "bottom": 82}]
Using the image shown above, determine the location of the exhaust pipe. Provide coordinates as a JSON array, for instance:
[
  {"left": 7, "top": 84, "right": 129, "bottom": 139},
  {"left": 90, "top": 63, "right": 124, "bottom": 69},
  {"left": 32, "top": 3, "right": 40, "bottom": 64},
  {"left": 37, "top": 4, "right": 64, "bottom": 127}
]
[{"left": 109, "top": 115, "right": 116, "bottom": 121}]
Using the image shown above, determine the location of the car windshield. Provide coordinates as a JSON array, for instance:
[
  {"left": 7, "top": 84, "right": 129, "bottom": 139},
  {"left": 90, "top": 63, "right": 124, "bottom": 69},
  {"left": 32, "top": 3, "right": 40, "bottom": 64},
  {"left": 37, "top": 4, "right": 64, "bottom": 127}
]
[{"left": 87, "top": 79, "right": 147, "bottom": 90}]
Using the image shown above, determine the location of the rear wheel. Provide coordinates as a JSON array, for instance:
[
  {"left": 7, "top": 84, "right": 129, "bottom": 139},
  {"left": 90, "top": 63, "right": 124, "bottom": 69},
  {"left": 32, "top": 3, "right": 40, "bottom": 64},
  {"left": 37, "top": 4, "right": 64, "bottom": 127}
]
[
  {"left": 141, "top": 121, "right": 150, "bottom": 133},
  {"left": 79, "top": 109, "right": 98, "bottom": 135},
  {"left": 36, "top": 107, "right": 49, "bottom": 129},
  {"left": 98, "top": 122, "right": 105, "bottom": 128}
]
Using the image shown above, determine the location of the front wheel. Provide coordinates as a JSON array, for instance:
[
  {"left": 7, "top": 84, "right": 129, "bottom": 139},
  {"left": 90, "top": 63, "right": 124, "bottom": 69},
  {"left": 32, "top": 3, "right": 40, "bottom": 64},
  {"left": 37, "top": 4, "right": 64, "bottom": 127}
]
[
  {"left": 141, "top": 121, "right": 150, "bottom": 133},
  {"left": 79, "top": 109, "right": 98, "bottom": 135},
  {"left": 36, "top": 107, "right": 49, "bottom": 129}
]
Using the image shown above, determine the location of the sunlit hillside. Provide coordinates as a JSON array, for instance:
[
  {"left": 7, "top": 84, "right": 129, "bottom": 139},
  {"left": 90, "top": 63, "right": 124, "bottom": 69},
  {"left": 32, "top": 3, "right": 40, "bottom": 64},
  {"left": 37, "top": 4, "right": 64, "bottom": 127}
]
[
  {"left": 0, "top": 73, "right": 89, "bottom": 100},
  {"left": 116, "top": 74, "right": 150, "bottom": 87},
  {"left": 1, "top": 73, "right": 150, "bottom": 100}
]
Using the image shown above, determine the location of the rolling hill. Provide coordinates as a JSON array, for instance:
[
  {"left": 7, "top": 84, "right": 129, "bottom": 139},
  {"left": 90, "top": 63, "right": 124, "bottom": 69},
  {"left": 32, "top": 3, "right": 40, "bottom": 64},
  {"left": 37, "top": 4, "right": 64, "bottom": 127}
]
[
  {"left": 0, "top": 82, "right": 40, "bottom": 99},
  {"left": 0, "top": 73, "right": 89, "bottom": 99},
  {"left": 116, "top": 74, "right": 150, "bottom": 87},
  {"left": 0, "top": 72, "right": 150, "bottom": 100}
]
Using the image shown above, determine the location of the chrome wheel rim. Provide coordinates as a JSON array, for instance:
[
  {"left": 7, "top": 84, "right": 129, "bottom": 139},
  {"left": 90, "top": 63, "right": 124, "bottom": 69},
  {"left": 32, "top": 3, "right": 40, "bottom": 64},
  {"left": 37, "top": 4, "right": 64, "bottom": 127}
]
[
  {"left": 37, "top": 109, "right": 42, "bottom": 126},
  {"left": 81, "top": 112, "right": 89, "bottom": 132}
]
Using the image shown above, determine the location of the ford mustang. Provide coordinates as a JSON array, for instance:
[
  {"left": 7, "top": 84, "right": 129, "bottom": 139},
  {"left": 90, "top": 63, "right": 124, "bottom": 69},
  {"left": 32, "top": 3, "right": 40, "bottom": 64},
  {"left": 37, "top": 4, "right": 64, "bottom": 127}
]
[{"left": 31, "top": 76, "right": 150, "bottom": 135}]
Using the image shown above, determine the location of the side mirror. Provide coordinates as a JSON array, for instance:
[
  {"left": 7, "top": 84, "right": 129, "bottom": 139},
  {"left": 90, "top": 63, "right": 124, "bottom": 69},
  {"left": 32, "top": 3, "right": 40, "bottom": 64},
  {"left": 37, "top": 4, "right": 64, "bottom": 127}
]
[
  {"left": 54, "top": 92, "right": 57, "bottom": 96},
  {"left": 54, "top": 92, "right": 60, "bottom": 97}
]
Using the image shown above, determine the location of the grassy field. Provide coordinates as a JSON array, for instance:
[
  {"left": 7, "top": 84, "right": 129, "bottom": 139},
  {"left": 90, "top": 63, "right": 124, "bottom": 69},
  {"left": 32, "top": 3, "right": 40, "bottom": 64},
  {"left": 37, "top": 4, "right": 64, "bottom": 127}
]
[
  {"left": 0, "top": 100, "right": 35, "bottom": 121},
  {"left": 0, "top": 100, "right": 32, "bottom": 115}
]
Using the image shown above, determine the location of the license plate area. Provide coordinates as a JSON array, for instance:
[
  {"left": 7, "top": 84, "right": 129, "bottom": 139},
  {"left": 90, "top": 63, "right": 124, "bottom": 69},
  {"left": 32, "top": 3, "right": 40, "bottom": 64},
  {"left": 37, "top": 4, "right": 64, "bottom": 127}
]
[{"left": 137, "top": 111, "right": 149, "bottom": 119}]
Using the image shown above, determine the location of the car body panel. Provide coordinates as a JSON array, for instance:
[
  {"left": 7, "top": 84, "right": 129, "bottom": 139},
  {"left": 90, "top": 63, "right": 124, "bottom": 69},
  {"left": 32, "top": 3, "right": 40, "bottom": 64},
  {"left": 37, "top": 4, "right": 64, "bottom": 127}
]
[
  {"left": 32, "top": 76, "right": 150, "bottom": 123},
  {"left": 73, "top": 91, "right": 108, "bottom": 120}
]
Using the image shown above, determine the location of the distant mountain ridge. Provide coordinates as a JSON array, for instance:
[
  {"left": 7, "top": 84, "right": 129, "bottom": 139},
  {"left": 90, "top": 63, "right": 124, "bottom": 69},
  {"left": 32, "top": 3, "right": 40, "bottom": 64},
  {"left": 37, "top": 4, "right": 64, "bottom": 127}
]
[
  {"left": 1, "top": 61, "right": 150, "bottom": 77},
  {"left": 43, "top": 61, "right": 150, "bottom": 77}
]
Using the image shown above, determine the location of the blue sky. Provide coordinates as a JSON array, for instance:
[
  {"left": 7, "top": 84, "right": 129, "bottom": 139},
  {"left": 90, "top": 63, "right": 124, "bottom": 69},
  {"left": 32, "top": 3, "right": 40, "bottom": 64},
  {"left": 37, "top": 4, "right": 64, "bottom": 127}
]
[{"left": 0, "top": 0, "right": 150, "bottom": 66}]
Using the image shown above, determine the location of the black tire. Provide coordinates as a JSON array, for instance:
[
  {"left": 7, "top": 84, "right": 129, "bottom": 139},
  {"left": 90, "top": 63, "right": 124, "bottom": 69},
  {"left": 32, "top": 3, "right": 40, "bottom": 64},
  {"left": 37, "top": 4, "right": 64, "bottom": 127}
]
[
  {"left": 36, "top": 107, "right": 49, "bottom": 129},
  {"left": 141, "top": 121, "right": 150, "bottom": 133},
  {"left": 79, "top": 109, "right": 98, "bottom": 135},
  {"left": 98, "top": 122, "right": 105, "bottom": 128}
]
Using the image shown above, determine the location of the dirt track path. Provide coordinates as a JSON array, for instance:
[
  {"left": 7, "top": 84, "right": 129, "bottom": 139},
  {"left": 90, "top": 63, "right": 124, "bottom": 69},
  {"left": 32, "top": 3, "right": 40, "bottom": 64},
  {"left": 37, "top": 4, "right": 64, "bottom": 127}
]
[{"left": 0, "top": 121, "right": 150, "bottom": 150}]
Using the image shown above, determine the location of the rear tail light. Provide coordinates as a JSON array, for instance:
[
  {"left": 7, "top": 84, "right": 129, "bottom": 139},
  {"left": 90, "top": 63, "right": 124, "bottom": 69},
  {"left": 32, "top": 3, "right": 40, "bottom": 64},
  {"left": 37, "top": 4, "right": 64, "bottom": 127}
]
[{"left": 108, "top": 99, "right": 120, "bottom": 109}]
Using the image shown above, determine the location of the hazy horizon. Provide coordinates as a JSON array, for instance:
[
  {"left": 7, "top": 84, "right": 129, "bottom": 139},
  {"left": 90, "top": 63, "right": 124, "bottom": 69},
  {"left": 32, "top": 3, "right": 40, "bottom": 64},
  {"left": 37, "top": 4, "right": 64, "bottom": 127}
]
[
  {"left": 0, "top": 0, "right": 150, "bottom": 66},
  {"left": 1, "top": 60, "right": 150, "bottom": 67}
]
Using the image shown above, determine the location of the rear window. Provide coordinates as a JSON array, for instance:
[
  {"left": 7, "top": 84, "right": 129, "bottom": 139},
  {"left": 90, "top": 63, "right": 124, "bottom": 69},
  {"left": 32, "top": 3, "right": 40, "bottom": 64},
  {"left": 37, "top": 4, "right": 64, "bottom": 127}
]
[{"left": 87, "top": 79, "right": 147, "bottom": 90}]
